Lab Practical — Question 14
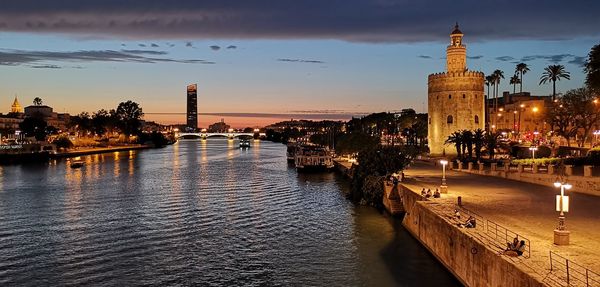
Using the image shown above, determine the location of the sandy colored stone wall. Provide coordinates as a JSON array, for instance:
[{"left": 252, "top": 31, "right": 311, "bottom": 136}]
[{"left": 400, "top": 185, "right": 545, "bottom": 287}]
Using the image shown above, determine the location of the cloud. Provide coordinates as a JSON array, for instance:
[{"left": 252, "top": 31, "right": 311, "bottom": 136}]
[
  {"left": 196, "top": 112, "right": 364, "bottom": 120},
  {"left": 30, "top": 64, "right": 61, "bottom": 69},
  {"left": 150, "top": 43, "right": 159, "bottom": 47},
  {"left": 226, "top": 45, "right": 237, "bottom": 49},
  {"left": 277, "top": 58, "right": 324, "bottom": 64},
  {"left": 185, "top": 42, "right": 194, "bottom": 47},
  {"left": 0, "top": 49, "right": 215, "bottom": 66},
  {"left": 418, "top": 55, "right": 432, "bottom": 59},
  {"left": 0, "top": 1, "right": 597, "bottom": 42},
  {"left": 496, "top": 56, "right": 515, "bottom": 62},
  {"left": 467, "top": 55, "right": 483, "bottom": 59},
  {"left": 167, "top": 43, "right": 176, "bottom": 48},
  {"left": 568, "top": 56, "right": 586, "bottom": 67},
  {"left": 210, "top": 45, "right": 221, "bottom": 51},
  {"left": 138, "top": 43, "right": 146, "bottom": 47}
]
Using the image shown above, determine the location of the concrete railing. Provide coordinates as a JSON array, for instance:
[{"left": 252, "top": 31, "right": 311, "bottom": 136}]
[{"left": 457, "top": 163, "right": 600, "bottom": 196}]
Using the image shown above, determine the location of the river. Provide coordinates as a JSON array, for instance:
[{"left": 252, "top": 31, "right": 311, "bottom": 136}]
[{"left": 0, "top": 139, "right": 461, "bottom": 286}]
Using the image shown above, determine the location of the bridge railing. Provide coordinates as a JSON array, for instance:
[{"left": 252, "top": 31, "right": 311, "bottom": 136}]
[{"left": 484, "top": 219, "right": 531, "bottom": 258}]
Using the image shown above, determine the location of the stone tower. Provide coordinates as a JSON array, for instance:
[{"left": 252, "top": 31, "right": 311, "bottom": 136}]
[
  {"left": 427, "top": 24, "right": 485, "bottom": 156},
  {"left": 10, "top": 96, "right": 23, "bottom": 113}
]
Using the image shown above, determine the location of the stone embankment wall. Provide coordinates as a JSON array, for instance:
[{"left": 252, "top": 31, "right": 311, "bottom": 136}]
[
  {"left": 382, "top": 182, "right": 404, "bottom": 215},
  {"left": 400, "top": 184, "right": 545, "bottom": 287}
]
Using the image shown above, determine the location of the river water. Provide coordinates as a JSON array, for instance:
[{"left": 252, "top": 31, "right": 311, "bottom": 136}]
[{"left": 0, "top": 139, "right": 460, "bottom": 286}]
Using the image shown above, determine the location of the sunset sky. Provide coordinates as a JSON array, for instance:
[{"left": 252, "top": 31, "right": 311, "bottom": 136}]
[{"left": 1, "top": 1, "right": 599, "bottom": 128}]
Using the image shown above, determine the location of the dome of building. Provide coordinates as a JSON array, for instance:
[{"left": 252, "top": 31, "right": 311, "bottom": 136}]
[
  {"left": 10, "top": 96, "right": 23, "bottom": 113},
  {"left": 451, "top": 23, "right": 462, "bottom": 35}
]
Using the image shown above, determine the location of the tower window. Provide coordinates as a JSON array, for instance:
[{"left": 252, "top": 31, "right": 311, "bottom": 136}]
[
  {"left": 448, "top": 94, "right": 452, "bottom": 99},
  {"left": 475, "top": 94, "right": 478, "bottom": 99},
  {"left": 463, "top": 94, "right": 466, "bottom": 98},
  {"left": 474, "top": 115, "right": 479, "bottom": 124},
  {"left": 447, "top": 115, "right": 453, "bottom": 124},
  {"left": 428, "top": 117, "right": 431, "bottom": 124}
]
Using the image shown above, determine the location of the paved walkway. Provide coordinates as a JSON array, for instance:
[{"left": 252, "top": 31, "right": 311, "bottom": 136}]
[{"left": 403, "top": 161, "right": 600, "bottom": 286}]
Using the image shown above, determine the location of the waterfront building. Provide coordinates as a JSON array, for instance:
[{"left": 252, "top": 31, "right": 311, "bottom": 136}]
[
  {"left": 427, "top": 24, "right": 485, "bottom": 156},
  {"left": 487, "top": 91, "right": 553, "bottom": 142},
  {"left": 186, "top": 84, "right": 198, "bottom": 132},
  {"left": 10, "top": 96, "right": 23, "bottom": 114},
  {"left": 208, "top": 118, "right": 230, "bottom": 133},
  {"left": 23, "top": 104, "right": 70, "bottom": 130}
]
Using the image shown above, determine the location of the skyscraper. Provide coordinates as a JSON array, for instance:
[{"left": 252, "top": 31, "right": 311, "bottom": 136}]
[{"left": 186, "top": 84, "right": 198, "bottom": 132}]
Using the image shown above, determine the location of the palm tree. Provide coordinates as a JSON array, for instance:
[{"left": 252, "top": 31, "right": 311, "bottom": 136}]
[
  {"left": 33, "top": 97, "right": 43, "bottom": 106},
  {"left": 461, "top": 130, "right": 474, "bottom": 158},
  {"left": 515, "top": 63, "right": 530, "bottom": 93},
  {"left": 473, "top": 129, "right": 485, "bottom": 161},
  {"left": 493, "top": 69, "right": 504, "bottom": 111},
  {"left": 509, "top": 74, "right": 521, "bottom": 94},
  {"left": 445, "top": 131, "right": 463, "bottom": 158},
  {"left": 485, "top": 75, "right": 495, "bottom": 130},
  {"left": 539, "top": 65, "right": 570, "bottom": 101},
  {"left": 484, "top": 132, "right": 501, "bottom": 159}
]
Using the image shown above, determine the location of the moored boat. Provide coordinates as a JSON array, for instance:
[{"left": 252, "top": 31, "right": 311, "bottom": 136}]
[{"left": 294, "top": 145, "right": 334, "bottom": 172}]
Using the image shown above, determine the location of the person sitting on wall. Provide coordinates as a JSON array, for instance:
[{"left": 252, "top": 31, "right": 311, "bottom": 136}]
[
  {"left": 501, "top": 240, "right": 526, "bottom": 257},
  {"left": 433, "top": 188, "right": 441, "bottom": 198},
  {"left": 421, "top": 188, "right": 426, "bottom": 196},
  {"left": 425, "top": 189, "right": 432, "bottom": 198},
  {"left": 505, "top": 237, "right": 519, "bottom": 251},
  {"left": 454, "top": 209, "right": 461, "bottom": 220},
  {"left": 464, "top": 216, "right": 476, "bottom": 228}
]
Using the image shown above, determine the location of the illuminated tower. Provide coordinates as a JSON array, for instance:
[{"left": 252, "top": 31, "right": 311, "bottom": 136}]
[
  {"left": 186, "top": 84, "right": 198, "bottom": 132},
  {"left": 10, "top": 96, "right": 23, "bottom": 113},
  {"left": 427, "top": 24, "right": 485, "bottom": 156}
]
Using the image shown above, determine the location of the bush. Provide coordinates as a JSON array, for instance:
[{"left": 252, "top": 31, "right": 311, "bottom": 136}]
[
  {"left": 511, "top": 158, "right": 561, "bottom": 166},
  {"left": 52, "top": 137, "right": 73, "bottom": 150},
  {"left": 536, "top": 145, "right": 552, "bottom": 158}
]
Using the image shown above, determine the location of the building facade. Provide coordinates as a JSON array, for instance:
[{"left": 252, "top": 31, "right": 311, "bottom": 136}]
[
  {"left": 488, "top": 92, "right": 552, "bottom": 139},
  {"left": 186, "top": 84, "right": 198, "bottom": 132},
  {"left": 428, "top": 24, "right": 485, "bottom": 156}
]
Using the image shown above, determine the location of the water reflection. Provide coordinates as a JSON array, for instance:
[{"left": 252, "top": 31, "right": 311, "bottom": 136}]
[{"left": 0, "top": 141, "right": 460, "bottom": 286}]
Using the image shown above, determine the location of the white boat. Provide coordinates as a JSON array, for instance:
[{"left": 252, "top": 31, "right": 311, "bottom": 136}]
[{"left": 294, "top": 145, "right": 334, "bottom": 172}]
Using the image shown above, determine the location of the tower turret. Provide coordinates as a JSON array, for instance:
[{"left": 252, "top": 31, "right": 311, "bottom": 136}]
[{"left": 446, "top": 23, "right": 467, "bottom": 73}]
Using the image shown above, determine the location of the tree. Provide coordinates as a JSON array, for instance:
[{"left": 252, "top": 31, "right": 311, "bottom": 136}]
[
  {"left": 351, "top": 145, "right": 415, "bottom": 207},
  {"left": 484, "top": 132, "right": 501, "bottom": 159},
  {"left": 115, "top": 100, "right": 144, "bottom": 137},
  {"left": 445, "top": 131, "right": 463, "bottom": 158},
  {"left": 91, "top": 109, "right": 113, "bottom": 137},
  {"left": 561, "top": 88, "right": 600, "bottom": 146},
  {"left": 473, "top": 129, "right": 485, "bottom": 160},
  {"left": 33, "top": 97, "right": 43, "bottom": 106},
  {"left": 515, "top": 63, "right": 530, "bottom": 93},
  {"left": 19, "top": 117, "right": 47, "bottom": 141},
  {"left": 70, "top": 112, "right": 92, "bottom": 135},
  {"left": 539, "top": 65, "right": 571, "bottom": 101},
  {"left": 461, "top": 130, "right": 473, "bottom": 158},
  {"left": 509, "top": 74, "right": 521, "bottom": 94},
  {"left": 53, "top": 136, "right": 73, "bottom": 150},
  {"left": 493, "top": 69, "right": 504, "bottom": 111},
  {"left": 547, "top": 98, "right": 577, "bottom": 147},
  {"left": 485, "top": 75, "right": 495, "bottom": 129},
  {"left": 335, "top": 133, "right": 379, "bottom": 156},
  {"left": 585, "top": 43, "right": 600, "bottom": 92}
]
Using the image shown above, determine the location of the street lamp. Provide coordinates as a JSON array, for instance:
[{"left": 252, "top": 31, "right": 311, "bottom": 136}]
[
  {"left": 593, "top": 130, "right": 600, "bottom": 147},
  {"left": 440, "top": 159, "right": 448, "bottom": 193},
  {"left": 553, "top": 181, "right": 572, "bottom": 245},
  {"left": 529, "top": 146, "right": 538, "bottom": 159}
]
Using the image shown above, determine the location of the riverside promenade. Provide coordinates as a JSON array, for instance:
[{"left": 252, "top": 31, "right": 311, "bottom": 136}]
[{"left": 402, "top": 161, "right": 600, "bottom": 286}]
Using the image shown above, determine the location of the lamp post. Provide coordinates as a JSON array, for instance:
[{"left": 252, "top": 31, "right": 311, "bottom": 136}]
[
  {"left": 440, "top": 160, "right": 448, "bottom": 193},
  {"left": 529, "top": 146, "right": 538, "bottom": 159},
  {"left": 553, "top": 181, "right": 572, "bottom": 245},
  {"left": 593, "top": 130, "right": 600, "bottom": 147}
]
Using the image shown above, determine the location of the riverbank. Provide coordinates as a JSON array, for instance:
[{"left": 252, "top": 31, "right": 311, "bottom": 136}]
[
  {"left": 51, "top": 144, "right": 153, "bottom": 158},
  {"left": 400, "top": 162, "right": 600, "bottom": 287}
]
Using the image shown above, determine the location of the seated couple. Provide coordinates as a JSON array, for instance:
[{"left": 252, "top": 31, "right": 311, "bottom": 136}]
[{"left": 501, "top": 237, "right": 526, "bottom": 257}]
